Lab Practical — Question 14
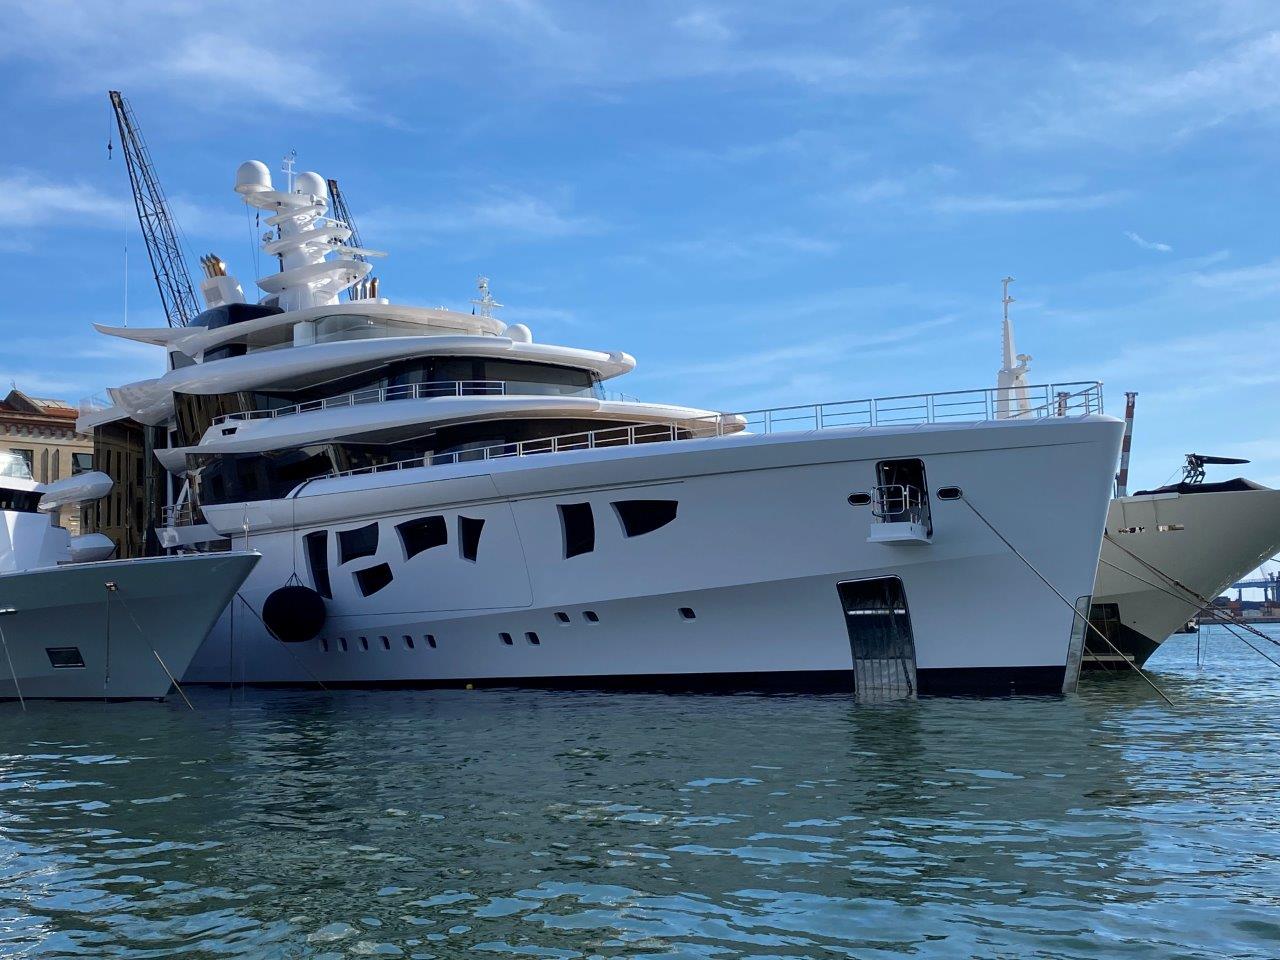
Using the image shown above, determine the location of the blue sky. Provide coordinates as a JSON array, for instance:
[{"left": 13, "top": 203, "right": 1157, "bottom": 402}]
[{"left": 2, "top": 0, "right": 1279, "bottom": 521}]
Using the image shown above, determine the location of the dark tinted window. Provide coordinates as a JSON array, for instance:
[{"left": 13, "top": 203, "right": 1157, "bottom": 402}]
[
  {"left": 0, "top": 489, "right": 42, "bottom": 513},
  {"left": 355, "top": 563, "right": 394, "bottom": 597},
  {"left": 190, "top": 446, "right": 334, "bottom": 505},
  {"left": 459, "top": 516, "right": 484, "bottom": 562},
  {"left": 339, "top": 523, "right": 379, "bottom": 564},
  {"left": 304, "top": 530, "right": 332, "bottom": 599},
  {"left": 613, "top": 499, "right": 677, "bottom": 538},
  {"left": 397, "top": 515, "right": 447, "bottom": 559},
  {"left": 559, "top": 503, "right": 595, "bottom": 558},
  {"left": 46, "top": 647, "right": 85, "bottom": 668}
]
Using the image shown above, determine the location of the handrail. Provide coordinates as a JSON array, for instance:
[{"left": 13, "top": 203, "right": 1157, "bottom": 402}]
[
  {"left": 318, "top": 382, "right": 1103, "bottom": 482},
  {"left": 212, "top": 380, "right": 508, "bottom": 425}
]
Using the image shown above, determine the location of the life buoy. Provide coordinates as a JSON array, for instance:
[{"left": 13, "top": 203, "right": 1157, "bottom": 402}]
[{"left": 261, "top": 585, "right": 326, "bottom": 643}]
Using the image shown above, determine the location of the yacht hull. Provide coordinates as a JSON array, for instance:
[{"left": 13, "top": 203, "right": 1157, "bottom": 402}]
[
  {"left": 0, "top": 552, "right": 258, "bottom": 700},
  {"left": 187, "top": 416, "right": 1123, "bottom": 696},
  {"left": 1087, "top": 488, "right": 1280, "bottom": 668}
]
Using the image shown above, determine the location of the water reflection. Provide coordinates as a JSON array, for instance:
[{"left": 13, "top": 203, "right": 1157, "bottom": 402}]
[{"left": 1, "top": 629, "right": 1278, "bottom": 958}]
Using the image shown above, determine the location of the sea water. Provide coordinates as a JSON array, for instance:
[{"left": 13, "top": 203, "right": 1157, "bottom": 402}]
[{"left": 1, "top": 625, "right": 1278, "bottom": 958}]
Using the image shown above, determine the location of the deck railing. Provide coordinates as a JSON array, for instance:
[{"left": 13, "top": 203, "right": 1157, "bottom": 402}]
[
  {"left": 213, "top": 380, "right": 509, "bottom": 425},
  {"left": 321, "top": 382, "right": 1103, "bottom": 482}
]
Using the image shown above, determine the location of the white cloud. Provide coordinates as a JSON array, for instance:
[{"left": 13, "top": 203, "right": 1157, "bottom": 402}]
[
  {"left": 1125, "top": 231, "right": 1173, "bottom": 252},
  {"left": 674, "top": 8, "right": 733, "bottom": 43},
  {"left": 0, "top": 173, "right": 127, "bottom": 227},
  {"left": 367, "top": 189, "right": 604, "bottom": 242},
  {"left": 932, "top": 191, "right": 1126, "bottom": 214}
]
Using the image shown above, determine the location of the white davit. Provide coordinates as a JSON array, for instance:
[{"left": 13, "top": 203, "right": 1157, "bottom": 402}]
[
  {"left": 79, "top": 157, "right": 1127, "bottom": 698},
  {"left": 0, "top": 452, "right": 259, "bottom": 701}
]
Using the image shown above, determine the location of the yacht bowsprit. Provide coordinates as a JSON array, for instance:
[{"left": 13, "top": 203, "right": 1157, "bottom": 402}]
[{"left": 77, "top": 158, "right": 1125, "bottom": 696}]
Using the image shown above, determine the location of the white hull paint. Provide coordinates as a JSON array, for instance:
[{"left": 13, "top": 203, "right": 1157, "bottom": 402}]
[
  {"left": 1090, "top": 488, "right": 1280, "bottom": 665},
  {"left": 186, "top": 416, "right": 1122, "bottom": 695},
  {"left": 0, "top": 552, "right": 258, "bottom": 700}
]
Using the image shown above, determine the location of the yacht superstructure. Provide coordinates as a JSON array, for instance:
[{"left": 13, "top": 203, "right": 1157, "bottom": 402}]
[
  {"left": 78, "top": 158, "right": 1126, "bottom": 696},
  {"left": 0, "top": 452, "right": 258, "bottom": 700}
]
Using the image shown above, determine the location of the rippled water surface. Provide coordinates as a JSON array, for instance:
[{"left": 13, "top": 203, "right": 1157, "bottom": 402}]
[{"left": 2, "top": 626, "right": 1279, "bottom": 959}]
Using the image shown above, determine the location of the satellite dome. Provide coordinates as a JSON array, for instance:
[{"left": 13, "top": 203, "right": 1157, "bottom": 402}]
[
  {"left": 294, "top": 171, "right": 327, "bottom": 200},
  {"left": 234, "top": 160, "right": 272, "bottom": 195},
  {"left": 506, "top": 323, "right": 533, "bottom": 343}
]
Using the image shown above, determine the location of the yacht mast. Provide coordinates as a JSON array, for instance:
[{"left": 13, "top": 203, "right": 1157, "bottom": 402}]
[{"left": 995, "top": 276, "right": 1032, "bottom": 418}]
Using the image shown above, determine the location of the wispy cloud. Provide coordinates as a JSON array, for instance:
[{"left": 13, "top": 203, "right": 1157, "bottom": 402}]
[
  {"left": 0, "top": 172, "right": 126, "bottom": 227},
  {"left": 932, "top": 190, "right": 1127, "bottom": 214},
  {"left": 660, "top": 229, "right": 839, "bottom": 261},
  {"left": 368, "top": 188, "right": 604, "bottom": 242},
  {"left": 1125, "top": 231, "right": 1173, "bottom": 252}
]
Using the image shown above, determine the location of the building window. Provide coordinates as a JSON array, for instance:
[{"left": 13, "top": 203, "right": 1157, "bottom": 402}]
[
  {"left": 459, "top": 516, "right": 484, "bottom": 562},
  {"left": 354, "top": 563, "right": 394, "bottom": 597},
  {"left": 338, "top": 522, "right": 379, "bottom": 564},
  {"left": 397, "top": 515, "right": 447, "bottom": 559},
  {"left": 9, "top": 449, "right": 33, "bottom": 477},
  {"left": 613, "top": 499, "right": 678, "bottom": 538},
  {"left": 72, "top": 452, "right": 93, "bottom": 475},
  {"left": 559, "top": 502, "right": 595, "bottom": 558},
  {"left": 304, "top": 531, "right": 332, "bottom": 599}
]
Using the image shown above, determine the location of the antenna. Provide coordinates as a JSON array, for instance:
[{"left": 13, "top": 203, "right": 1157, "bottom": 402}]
[
  {"left": 282, "top": 150, "right": 297, "bottom": 192},
  {"left": 471, "top": 276, "right": 503, "bottom": 318},
  {"left": 995, "top": 276, "right": 1031, "bottom": 418}
]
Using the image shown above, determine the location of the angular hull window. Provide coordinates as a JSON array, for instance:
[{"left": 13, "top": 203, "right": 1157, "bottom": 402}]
[
  {"left": 338, "top": 522, "right": 379, "bottom": 564},
  {"left": 613, "top": 499, "right": 678, "bottom": 538},
  {"left": 459, "top": 516, "right": 485, "bottom": 562},
  {"left": 558, "top": 502, "right": 595, "bottom": 558},
  {"left": 397, "top": 515, "right": 447, "bottom": 559},
  {"left": 304, "top": 530, "right": 332, "bottom": 599},
  {"left": 355, "top": 563, "right": 394, "bottom": 597}
]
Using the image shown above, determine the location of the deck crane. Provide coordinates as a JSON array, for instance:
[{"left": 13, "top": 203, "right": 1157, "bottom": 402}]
[
  {"left": 326, "top": 178, "right": 378, "bottom": 302},
  {"left": 108, "top": 90, "right": 200, "bottom": 327}
]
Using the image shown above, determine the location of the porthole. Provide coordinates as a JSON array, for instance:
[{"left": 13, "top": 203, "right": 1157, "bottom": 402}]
[
  {"left": 555, "top": 611, "right": 571, "bottom": 624},
  {"left": 425, "top": 634, "right": 437, "bottom": 649},
  {"left": 404, "top": 635, "right": 415, "bottom": 650},
  {"left": 339, "top": 637, "right": 349, "bottom": 652},
  {"left": 847, "top": 492, "right": 872, "bottom": 506},
  {"left": 583, "top": 610, "right": 600, "bottom": 623},
  {"left": 359, "top": 636, "right": 369, "bottom": 651},
  {"left": 526, "top": 631, "right": 541, "bottom": 646},
  {"left": 679, "top": 607, "right": 696, "bottom": 620},
  {"left": 936, "top": 486, "right": 963, "bottom": 501},
  {"left": 500, "top": 632, "right": 514, "bottom": 646},
  {"left": 320, "top": 638, "right": 329, "bottom": 653},
  {"left": 379, "top": 636, "right": 391, "bottom": 650}
]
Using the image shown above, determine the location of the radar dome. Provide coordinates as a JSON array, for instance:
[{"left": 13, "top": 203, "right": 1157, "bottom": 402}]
[
  {"left": 506, "top": 323, "right": 533, "bottom": 343},
  {"left": 235, "top": 160, "right": 272, "bottom": 195},
  {"left": 294, "top": 171, "right": 327, "bottom": 199}
]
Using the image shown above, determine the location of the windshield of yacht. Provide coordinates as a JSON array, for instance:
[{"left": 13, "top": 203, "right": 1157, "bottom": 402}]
[{"left": 0, "top": 451, "right": 33, "bottom": 480}]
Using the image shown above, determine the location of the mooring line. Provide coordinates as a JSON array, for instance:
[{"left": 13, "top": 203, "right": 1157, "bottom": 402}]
[
  {"left": 960, "top": 496, "right": 1175, "bottom": 706},
  {"left": 0, "top": 624, "right": 25, "bottom": 712},
  {"left": 234, "top": 592, "right": 329, "bottom": 691},
  {"left": 110, "top": 588, "right": 195, "bottom": 711},
  {"left": 1104, "top": 534, "right": 1280, "bottom": 649}
]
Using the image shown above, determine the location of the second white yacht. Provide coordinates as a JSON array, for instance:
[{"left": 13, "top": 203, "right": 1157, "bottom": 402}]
[{"left": 79, "top": 158, "right": 1125, "bottom": 697}]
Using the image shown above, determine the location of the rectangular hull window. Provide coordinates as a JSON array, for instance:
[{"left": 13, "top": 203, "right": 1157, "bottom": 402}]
[
  {"left": 46, "top": 647, "right": 85, "bottom": 669},
  {"left": 304, "top": 530, "right": 332, "bottom": 599},
  {"left": 355, "top": 563, "right": 394, "bottom": 597},
  {"left": 837, "top": 577, "right": 917, "bottom": 700},
  {"left": 459, "top": 516, "right": 484, "bottom": 562},
  {"left": 559, "top": 502, "right": 595, "bottom": 558}
]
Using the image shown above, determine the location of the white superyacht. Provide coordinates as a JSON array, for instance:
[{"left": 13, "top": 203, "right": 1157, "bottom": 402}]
[
  {"left": 79, "top": 158, "right": 1124, "bottom": 696},
  {"left": 0, "top": 452, "right": 258, "bottom": 700}
]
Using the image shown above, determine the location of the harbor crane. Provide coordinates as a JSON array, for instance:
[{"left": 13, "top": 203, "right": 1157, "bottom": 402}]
[
  {"left": 108, "top": 90, "right": 200, "bottom": 327},
  {"left": 326, "top": 178, "right": 377, "bottom": 302}
]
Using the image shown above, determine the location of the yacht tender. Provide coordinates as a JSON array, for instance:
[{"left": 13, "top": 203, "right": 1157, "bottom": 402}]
[
  {"left": 78, "top": 158, "right": 1125, "bottom": 697},
  {"left": 0, "top": 452, "right": 258, "bottom": 700}
]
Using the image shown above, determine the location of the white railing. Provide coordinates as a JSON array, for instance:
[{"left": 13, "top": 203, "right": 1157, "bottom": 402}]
[
  {"left": 321, "top": 382, "right": 1103, "bottom": 482},
  {"left": 871, "top": 484, "right": 926, "bottom": 524},
  {"left": 163, "top": 503, "right": 197, "bottom": 528},
  {"left": 213, "top": 380, "right": 508, "bottom": 425}
]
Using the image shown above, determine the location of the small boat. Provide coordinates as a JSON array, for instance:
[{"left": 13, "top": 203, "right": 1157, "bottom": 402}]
[{"left": 0, "top": 453, "right": 258, "bottom": 701}]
